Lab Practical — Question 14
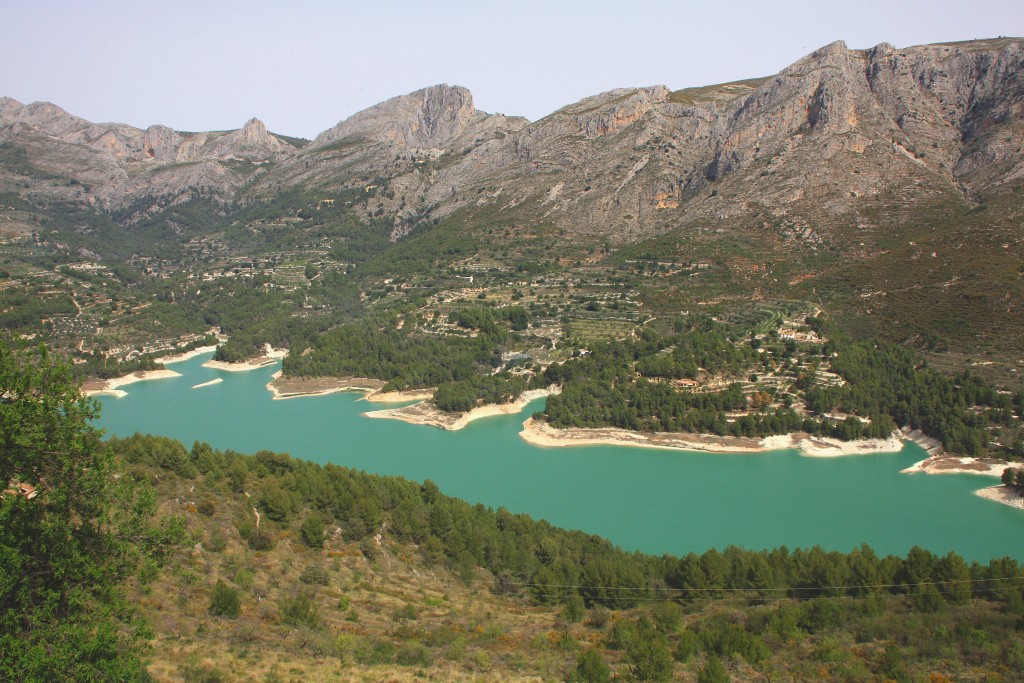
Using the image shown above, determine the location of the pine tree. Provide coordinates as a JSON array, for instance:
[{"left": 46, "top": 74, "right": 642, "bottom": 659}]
[{"left": 0, "top": 342, "right": 159, "bottom": 679}]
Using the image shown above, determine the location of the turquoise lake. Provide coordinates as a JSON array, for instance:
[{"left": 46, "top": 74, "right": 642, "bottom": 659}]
[{"left": 96, "top": 352, "right": 1023, "bottom": 562}]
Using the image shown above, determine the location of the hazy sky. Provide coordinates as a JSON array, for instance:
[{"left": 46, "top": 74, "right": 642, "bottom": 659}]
[{"left": 3, "top": 0, "right": 1022, "bottom": 139}]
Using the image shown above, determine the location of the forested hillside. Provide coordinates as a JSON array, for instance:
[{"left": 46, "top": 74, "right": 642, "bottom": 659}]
[
  {"left": 4, "top": 342, "right": 1024, "bottom": 680},
  {"left": 72, "top": 430, "right": 1024, "bottom": 681}
]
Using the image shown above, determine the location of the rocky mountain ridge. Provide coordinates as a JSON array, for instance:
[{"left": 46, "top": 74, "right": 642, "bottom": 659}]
[
  {"left": 1, "top": 38, "right": 1022, "bottom": 243},
  {"left": 312, "top": 84, "right": 528, "bottom": 152}
]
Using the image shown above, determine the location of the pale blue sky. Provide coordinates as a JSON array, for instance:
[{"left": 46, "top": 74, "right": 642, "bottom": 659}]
[{"left": 2, "top": 0, "right": 1022, "bottom": 138}]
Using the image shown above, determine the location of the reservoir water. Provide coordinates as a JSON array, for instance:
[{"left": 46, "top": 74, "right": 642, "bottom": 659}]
[{"left": 97, "top": 353, "right": 1023, "bottom": 562}]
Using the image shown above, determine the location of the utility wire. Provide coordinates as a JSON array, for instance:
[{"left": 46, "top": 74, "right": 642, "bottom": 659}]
[{"left": 354, "top": 561, "right": 1024, "bottom": 598}]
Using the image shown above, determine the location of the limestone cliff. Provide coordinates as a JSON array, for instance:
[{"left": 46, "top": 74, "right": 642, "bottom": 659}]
[
  {"left": 1, "top": 38, "right": 1022, "bottom": 243},
  {"left": 311, "top": 84, "right": 521, "bottom": 151},
  {"left": 0, "top": 101, "right": 297, "bottom": 216}
]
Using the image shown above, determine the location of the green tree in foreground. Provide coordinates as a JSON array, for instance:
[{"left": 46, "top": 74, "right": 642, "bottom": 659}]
[{"left": 0, "top": 341, "right": 158, "bottom": 680}]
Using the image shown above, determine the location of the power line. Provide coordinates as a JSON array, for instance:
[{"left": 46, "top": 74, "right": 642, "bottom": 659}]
[{"left": 354, "top": 561, "right": 1024, "bottom": 599}]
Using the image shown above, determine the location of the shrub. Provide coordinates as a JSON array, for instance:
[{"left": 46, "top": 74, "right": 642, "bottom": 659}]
[
  {"left": 697, "top": 655, "right": 729, "bottom": 683},
  {"left": 396, "top": 641, "right": 433, "bottom": 667},
  {"left": 608, "top": 618, "right": 638, "bottom": 650},
  {"left": 354, "top": 637, "right": 396, "bottom": 665},
  {"left": 237, "top": 518, "right": 255, "bottom": 540},
  {"left": 651, "top": 601, "right": 682, "bottom": 633},
  {"left": 248, "top": 529, "right": 274, "bottom": 551},
  {"left": 569, "top": 650, "right": 610, "bottom": 683},
  {"left": 673, "top": 630, "right": 699, "bottom": 662},
  {"left": 281, "top": 592, "right": 321, "bottom": 629},
  {"left": 205, "top": 528, "right": 227, "bottom": 553},
  {"left": 562, "top": 594, "right": 585, "bottom": 623},
  {"left": 208, "top": 579, "right": 240, "bottom": 618},
  {"left": 626, "top": 631, "right": 673, "bottom": 681},
  {"left": 393, "top": 603, "right": 417, "bottom": 621},
  {"left": 300, "top": 513, "right": 326, "bottom": 548},
  {"left": 233, "top": 568, "right": 254, "bottom": 591},
  {"left": 299, "top": 563, "right": 329, "bottom": 586},
  {"left": 586, "top": 606, "right": 611, "bottom": 629}
]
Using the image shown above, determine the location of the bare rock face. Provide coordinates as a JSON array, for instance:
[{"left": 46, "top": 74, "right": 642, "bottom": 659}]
[
  {"left": 0, "top": 100, "right": 298, "bottom": 214},
  {"left": 143, "top": 125, "right": 183, "bottom": 161},
  {"left": 440, "top": 37, "right": 1024, "bottom": 242},
  {"left": 202, "top": 117, "right": 293, "bottom": 159},
  {"left": 0, "top": 96, "right": 24, "bottom": 120},
  {"left": 1, "top": 37, "right": 1022, "bottom": 244},
  {"left": 249, "top": 38, "right": 1024, "bottom": 245},
  {"left": 240, "top": 117, "right": 274, "bottom": 147},
  {"left": 313, "top": 84, "right": 481, "bottom": 150},
  {"left": 560, "top": 86, "right": 671, "bottom": 137},
  {"left": 2, "top": 100, "right": 90, "bottom": 138}
]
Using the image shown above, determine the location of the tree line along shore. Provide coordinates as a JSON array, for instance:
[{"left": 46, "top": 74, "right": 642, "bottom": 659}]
[{"left": 79, "top": 328, "right": 1024, "bottom": 511}]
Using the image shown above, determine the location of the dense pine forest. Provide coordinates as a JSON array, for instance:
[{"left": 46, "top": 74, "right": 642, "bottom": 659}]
[{"left": 539, "top": 317, "right": 1022, "bottom": 457}]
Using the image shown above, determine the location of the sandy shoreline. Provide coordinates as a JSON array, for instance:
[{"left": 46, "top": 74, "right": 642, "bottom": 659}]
[
  {"left": 518, "top": 418, "right": 903, "bottom": 455},
  {"left": 203, "top": 345, "right": 288, "bottom": 372},
  {"left": 80, "top": 351, "right": 1024, "bottom": 515},
  {"left": 80, "top": 343, "right": 216, "bottom": 397},
  {"left": 81, "top": 341, "right": 275, "bottom": 397},
  {"left": 365, "top": 389, "right": 436, "bottom": 403},
  {"left": 264, "top": 374, "right": 434, "bottom": 402},
  {"left": 519, "top": 417, "right": 765, "bottom": 452},
  {"left": 156, "top": 345, "right": 219, "bottom": 365},
  {"left": 777, "top": 433, "right": 906, "bottom": 457},
  {"left": 894, "top": 428, "right": 1016, "bottom": 481},
  {"left": 265, "top": 373, "right": 909, "bottom": 453},
  {"left": 976, "top": 485, "right": 1024, "bottom": 509},
  {"left": 900, "top": 428, "right": 944, "bottom": 455},
  {"left": 82, "top": 368, "right": 181, "bottom": 398},
  {"left": 267, "top": 374, "right": 384, "bottom": 399},
  {"left": 364, "top": 388, "right": 559, "bottom": 430},
  {"left": 900, "top": 455, "right": 1010, "bottom": 477}
]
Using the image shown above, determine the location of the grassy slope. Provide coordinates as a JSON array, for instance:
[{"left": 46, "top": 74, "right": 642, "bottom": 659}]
[{"left": 129, "top": 443, "right": 1024, "bottom": 683}]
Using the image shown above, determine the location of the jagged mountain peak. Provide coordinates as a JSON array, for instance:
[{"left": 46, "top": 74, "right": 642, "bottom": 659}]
[
  {"left": 1, "top": 99, "right": 89, "bottom": 137},
  {"left": 0, "top": 96, "right": 24, "bottom": 115},
  {"left": 312, "top": 83, "right": 482, "bottom": 150},
  {"left": 815, "top": 39, "right": 849, "bottom": 55},
  {"left": 1, "top": 37, "right": 1022, "bottom": 246},
  {"left": 235, "top": 117, "right": 279, "bottom": 148},
  {"left": 780, "top": 39, "right": 860, "bottom": 77}
]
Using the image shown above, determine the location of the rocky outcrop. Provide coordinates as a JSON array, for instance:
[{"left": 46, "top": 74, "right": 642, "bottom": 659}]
[
  {"left": 0, "top": 98, "right": 297, "bottom": 212},
  {"left": 557, "top": 86, "right": 671, "bottom": 138},
  {"left": 313, "top": 84, "right": 483, "bottom": 150},
  {"left": 280, "top": 38, "right": 1023, "bottom": 242},
  {"left": 142, "top": 125, "right": 183, "bottom": 161},
  {"left": 203, "top": 117, "right": 293, "bottom": 158},
  {"left": 1, "top": 38, "right": 1022, "bottom": 242}
]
